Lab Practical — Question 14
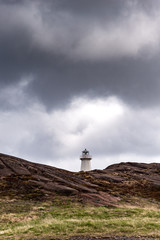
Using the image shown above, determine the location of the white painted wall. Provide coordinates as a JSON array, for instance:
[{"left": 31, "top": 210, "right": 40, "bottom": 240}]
[{"left": 81, "top": 159, "right": 91, "bottom": 171}]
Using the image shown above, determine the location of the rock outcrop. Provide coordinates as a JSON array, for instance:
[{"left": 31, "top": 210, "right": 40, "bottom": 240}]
[{"left": 1, "top": 153, "right": 160, "bottom": 205}]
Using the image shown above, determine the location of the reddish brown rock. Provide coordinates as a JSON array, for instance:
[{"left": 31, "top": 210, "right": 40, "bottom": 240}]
[{"left": 1, "top": 153, "right": 160, "bottom": 204}]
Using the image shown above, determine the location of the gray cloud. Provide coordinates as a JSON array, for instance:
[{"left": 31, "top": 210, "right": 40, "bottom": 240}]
[
  {"left": 0, "top": 0, "right": 160, "bottom": 170},
  {"left": 0, "top": 89, "right": 160, "bottom": 171},
  {"left": 0, "top": 0, "right": 160, "bottom": 108}
]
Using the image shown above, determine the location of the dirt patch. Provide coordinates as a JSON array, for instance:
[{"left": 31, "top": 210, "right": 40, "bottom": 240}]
[{"left": 49, "top": 236, "right": 157, "bottom": 240}]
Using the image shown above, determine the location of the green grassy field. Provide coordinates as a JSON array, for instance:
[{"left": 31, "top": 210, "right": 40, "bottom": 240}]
[{"left": 0, "top": 198, "right": 160, "bottom": 240}]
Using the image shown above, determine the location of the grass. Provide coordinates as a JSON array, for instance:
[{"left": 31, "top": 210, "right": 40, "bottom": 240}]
[{"left": 0, "top": 198, "right": 160, "bottom": 239}]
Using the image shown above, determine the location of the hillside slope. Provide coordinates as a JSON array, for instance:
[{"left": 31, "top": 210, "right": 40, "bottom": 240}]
[{"left": 0, "top": 153, "right": 160, "bottom": 205}]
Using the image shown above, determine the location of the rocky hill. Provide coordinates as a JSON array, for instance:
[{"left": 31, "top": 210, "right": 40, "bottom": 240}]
[{"left": 0, "top": 153, "right": 160, "bottom": 205}]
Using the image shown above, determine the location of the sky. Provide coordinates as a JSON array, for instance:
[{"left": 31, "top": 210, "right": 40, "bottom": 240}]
[{"left": 1, "top": 0, "right": 160, "bottom": 171}]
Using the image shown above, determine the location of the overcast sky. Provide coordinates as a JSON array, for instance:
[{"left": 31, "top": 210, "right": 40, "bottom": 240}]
[{"left": 1, "top": 0, "right": 160, "bottom": 171}]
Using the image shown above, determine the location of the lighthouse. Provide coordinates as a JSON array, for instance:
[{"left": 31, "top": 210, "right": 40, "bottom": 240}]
[{"left": 80, "top": 149, "right": 92, "bottom": 171}]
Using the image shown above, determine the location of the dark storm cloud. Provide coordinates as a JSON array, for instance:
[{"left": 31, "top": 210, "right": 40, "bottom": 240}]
[
  {"left": 0, "top": 0, "right": 160, "bottom": 109},
  {"left": 30, "top": 57, "right": 160, "bottom": 108},
  {"left": 1, "top": 0, "right": 160, "bottom": 170}
]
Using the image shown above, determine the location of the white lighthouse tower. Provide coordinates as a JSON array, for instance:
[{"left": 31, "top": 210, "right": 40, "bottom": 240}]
[{"left": 80, "top": 149, "right": 92, "bottom": 171}]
